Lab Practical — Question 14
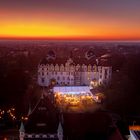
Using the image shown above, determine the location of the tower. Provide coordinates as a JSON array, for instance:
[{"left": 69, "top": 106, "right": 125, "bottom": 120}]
[
  {"left": 57, "top": 122, "right": 63, "bottom": 140},
  {"left": 19, "top": 122, "right": 25, "bottom": 140}
]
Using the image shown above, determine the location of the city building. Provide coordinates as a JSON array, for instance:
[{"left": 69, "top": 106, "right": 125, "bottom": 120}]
[
  {"left": 38, "top": 50, "right": 112, "bottom": 87},
  {"left": 129, "top": 125, "right": 140, "bottom": 140},
  {"left": 19, "top": 93, "right": 63, "bottom": 140},
  {"left": 129, "top": 130, "right": 140, "bottom": 140}
]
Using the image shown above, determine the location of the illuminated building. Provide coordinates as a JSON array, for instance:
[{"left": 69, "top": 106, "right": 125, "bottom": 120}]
[
  {"left": 53, "top": 86, "right": 99, "bottom": 112},
  {"left": 129, "top": 126, "right": 140, "bottom": 140},
  {"left": 38, "top": 50, "right": 112, "bottom": 87}
]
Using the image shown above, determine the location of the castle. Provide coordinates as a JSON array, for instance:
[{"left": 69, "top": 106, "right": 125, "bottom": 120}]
[{"left": 38, "top": 50, "right": 112, "bottom": 87}]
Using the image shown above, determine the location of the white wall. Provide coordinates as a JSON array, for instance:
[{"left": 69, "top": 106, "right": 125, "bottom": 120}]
[{"left": 38, "top": 64, "right": 112, "bottom": 87}]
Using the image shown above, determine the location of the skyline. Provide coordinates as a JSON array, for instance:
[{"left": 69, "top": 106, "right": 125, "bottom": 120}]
[{"left": 0, "top": 0, "right": 140, "bottom": 40}]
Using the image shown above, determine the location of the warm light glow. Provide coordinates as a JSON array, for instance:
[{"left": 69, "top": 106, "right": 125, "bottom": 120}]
[
  {"left": 0, "top": 1, "right": 140, "bottom": 40},
  {"left": 0, "top": 19, "right": 140, "bottom": 40},
  {"left": 129, "top": 125, "right": 140, "bottom": 131},
  {"left": 54, "top": 92, "right": 96, "bottom": 112}
]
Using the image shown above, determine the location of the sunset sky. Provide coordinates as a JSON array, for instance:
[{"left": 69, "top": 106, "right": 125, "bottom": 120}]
[{"left": 0, "top": 0, "right": 140, "bottom": 40}]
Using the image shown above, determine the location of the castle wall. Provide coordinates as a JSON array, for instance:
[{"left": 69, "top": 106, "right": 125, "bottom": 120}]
[{"left": 38, "top": 62, "right": 112, "bottom": 87}]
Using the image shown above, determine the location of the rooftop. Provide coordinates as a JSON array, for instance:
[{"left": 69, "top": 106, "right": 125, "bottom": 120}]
[{"left": 39, "top": 49, "right": 111, "bottom": 66}]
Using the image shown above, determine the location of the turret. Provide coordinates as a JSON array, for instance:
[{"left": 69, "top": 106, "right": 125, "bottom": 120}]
[
  {"left": 57, "top": 122, "right": 63, "bottom": 140},
  {"left": 19, "top": 122, "right": 25, "bottom": 140}
]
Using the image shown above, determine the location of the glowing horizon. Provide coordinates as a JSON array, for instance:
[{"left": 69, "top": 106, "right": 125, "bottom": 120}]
[{"left": 0, "top": 0, "right": 140, "bottom": 40}]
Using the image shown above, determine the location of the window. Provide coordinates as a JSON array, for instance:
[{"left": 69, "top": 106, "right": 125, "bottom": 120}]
[
  {"left": 63, "top": 77, "right": 65, "bottom": 80},
  {"left": 57, "top": 76, "right": 60, "bottom": 80},
  {"left": 105, "top": 69, "right": 108, "bottom": 79},
  {"left": 41, "top": 78, "right": 45, "bottom": 83},
  {"left": 55, "top": 72, "right": 57, "bottom": 75}
]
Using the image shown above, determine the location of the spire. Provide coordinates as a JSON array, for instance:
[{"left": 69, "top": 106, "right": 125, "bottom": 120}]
[
  {"left": 57, "top": 122, "right": 63, "bottom": 133},
  {"left": 19, "top": 122, "right": 25, "bottom": 132},
  {"left": 57, "top": 122, "right": 63, "bottom": 140}
]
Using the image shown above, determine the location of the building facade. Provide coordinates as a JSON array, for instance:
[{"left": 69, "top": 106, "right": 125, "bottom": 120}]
[{"left": 38, "top": 50, "right": 112, "bottom": 87}]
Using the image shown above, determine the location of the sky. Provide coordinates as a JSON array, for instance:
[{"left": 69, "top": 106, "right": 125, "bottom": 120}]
[{"left": 0, "top": 0, "right": 140, "bottom": 40}]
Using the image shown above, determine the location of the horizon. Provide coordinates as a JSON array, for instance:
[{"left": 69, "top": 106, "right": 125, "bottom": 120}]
[
  {"left": 0, "top": 37, "right": 140, "bottom": 42},
  {"left": 0, "top": 0, "right": 140, "bottom": 40}
]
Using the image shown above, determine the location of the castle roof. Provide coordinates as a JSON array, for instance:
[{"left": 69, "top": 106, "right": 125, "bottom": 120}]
[
  {"left": 40, "top": 57, "right": 111, "bottom": 67},
  {"left": 39, "top": 50, "right": 111, "bottom": 67},
  {"left": 24, "top": 93, "right": 59, "bottom": 134}
]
